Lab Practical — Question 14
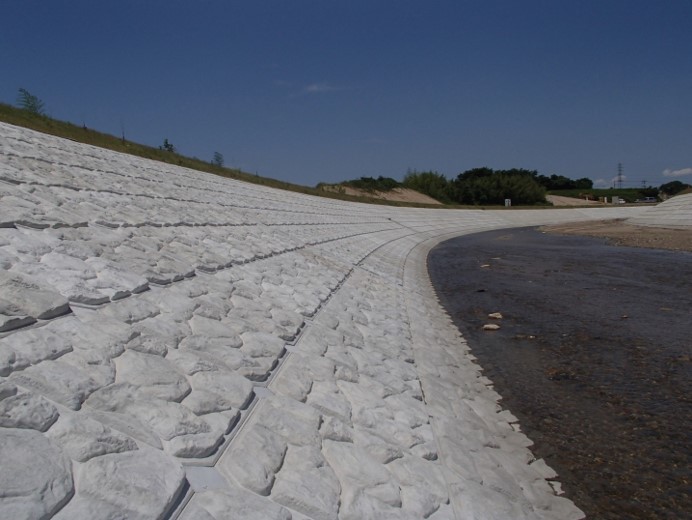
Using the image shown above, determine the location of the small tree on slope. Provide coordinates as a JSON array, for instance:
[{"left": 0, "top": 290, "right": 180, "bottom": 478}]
[{"left": 17, "top": 88, "right": 46, "bottom": 115}]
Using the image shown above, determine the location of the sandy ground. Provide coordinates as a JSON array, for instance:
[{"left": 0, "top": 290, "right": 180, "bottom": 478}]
[
  {"left": 541, "top": 218, "right": 692, "bottom": 252},
  {"left": 321, "top": 185, "right": 444, "bottom": 205},
  {"left": 546, "top": 194, "right": 604, "bottom": 206}
]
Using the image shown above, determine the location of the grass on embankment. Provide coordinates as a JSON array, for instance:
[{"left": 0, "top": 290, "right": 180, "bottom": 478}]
[{"left": 0, "top": 103, "right": 448, "bottom": 208}]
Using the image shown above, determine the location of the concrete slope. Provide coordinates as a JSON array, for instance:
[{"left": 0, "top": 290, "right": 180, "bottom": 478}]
[
  {"left": 0, "top": 122, "right": 647, "bottom": 519},
  {"left": 627, "top": 193, "right": 692, "bottom": 229}
]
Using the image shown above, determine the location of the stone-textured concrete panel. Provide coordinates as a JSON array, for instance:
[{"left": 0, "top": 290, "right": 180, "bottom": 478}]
[{"left": 3, "top": 122, "right": 679, "bottom": 517}]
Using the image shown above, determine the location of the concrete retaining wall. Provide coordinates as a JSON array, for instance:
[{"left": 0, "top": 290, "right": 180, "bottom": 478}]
[{"left": 627, "top": 192, "right": 692, "bottom": 229}]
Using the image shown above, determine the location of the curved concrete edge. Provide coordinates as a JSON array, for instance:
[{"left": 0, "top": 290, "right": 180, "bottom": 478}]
[
  {"left": 627, "top": 193, "right": 692, "bottom": 229},
  {"left": 403, "top": 230, "right": 586, "bottom": 519}
]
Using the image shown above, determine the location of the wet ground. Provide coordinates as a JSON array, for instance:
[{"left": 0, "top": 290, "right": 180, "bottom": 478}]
[{"left": 428, "top": 227, "right": 692, "bottom": 520}]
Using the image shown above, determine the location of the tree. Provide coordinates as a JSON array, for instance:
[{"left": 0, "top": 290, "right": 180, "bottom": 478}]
[
  {"left": 456, "top": 167, "right": 494, "bottom": 182},
  {"left": 453, "top": 168, "right": 546, "bottom": 205},
  {"left": 574, "top": 177, "right": 594, "bottom": 189},
  {"left": 160, "top": 139, "right": 176, "bottom": 153},
  {"left": 343, "top": 176, "right": 400, "bottom": 192},
  {"left": 659, "top": 180, "right": 690, "bottom": 196},
  {"left": 402, "top": 170, "right": 453, "bottom": 203},
  {"left": 534, "top": 173, "right": 593, "bottom": 190},
  {"left": 212, "top": 151, "right": 224, "bottom": 168},
  {"left": 17, "top": 88, "right": 45, "bottom": 115}
]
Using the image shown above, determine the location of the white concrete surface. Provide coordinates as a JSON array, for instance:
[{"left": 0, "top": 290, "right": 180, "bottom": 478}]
[
  {"left": 0, "top": 122, "right": 659, "bottom": 519},
  {"left": 627, "top": 193, "right": 692, "bottom": 228}
]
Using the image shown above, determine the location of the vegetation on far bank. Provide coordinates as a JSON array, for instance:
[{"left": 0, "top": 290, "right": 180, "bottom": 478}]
[
  {"left": 329, "top": 169, "right": 690, "bottom": 207},
  {"left": 331, "top": 169, "right": 560, "bottom": 206}
]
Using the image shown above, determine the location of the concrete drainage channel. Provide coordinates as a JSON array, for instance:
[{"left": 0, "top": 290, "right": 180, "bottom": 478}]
[{"left": 0, "top": 122, "right": 654, "bottom": 519}]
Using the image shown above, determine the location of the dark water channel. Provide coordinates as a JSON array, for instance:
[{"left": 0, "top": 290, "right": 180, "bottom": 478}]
[{"left": 427, "top": 227, "right": 692, "bottom": 519}]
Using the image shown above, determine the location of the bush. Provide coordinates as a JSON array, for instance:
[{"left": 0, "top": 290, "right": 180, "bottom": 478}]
[
  {"left": 659, "top": 180, "right": 690, "bottom": 196},
  {"left": 402, "top": 170, "right": 452, "bottom": 203},
  {"left": 343, "top": 176, "right": 400, "bottom": 192},
  {"left": 454, "top": 168, "right": 546, "bottom": 205}
]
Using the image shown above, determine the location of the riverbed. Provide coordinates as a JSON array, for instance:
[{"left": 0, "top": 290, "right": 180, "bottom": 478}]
[{"left": 428, "top": 227, "right": 691, "bottom": 519}]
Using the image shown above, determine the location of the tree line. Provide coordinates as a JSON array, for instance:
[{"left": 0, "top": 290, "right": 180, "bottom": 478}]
[
  {"left": 356, "top": 169, "right": 690, "bottom": 206},
  {"left": 402, "top": 168, "right": 569, "bottom": 205}
]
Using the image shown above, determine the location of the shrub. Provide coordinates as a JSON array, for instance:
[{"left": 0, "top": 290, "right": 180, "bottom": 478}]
[
  {"left": 343, "top": 176, "right": 400, "bottom": 192},
  {"left": 402, "top": 170, "right": 452, "bottom": 203},
  {"left": 454, "top": 168, "right": 546, "bottom": 205}
]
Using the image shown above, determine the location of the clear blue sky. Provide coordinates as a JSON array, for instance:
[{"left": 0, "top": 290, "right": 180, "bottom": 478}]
[{"left": 2, "top": 0, "right": 691, "bottom": 188}]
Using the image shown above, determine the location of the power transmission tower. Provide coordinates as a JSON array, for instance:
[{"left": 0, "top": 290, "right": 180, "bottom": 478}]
[{"left": 617, "top": 163, "right": 624, "bottom": 189}]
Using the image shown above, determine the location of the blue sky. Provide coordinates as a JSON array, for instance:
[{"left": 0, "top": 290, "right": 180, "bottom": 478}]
[{"left": 2, "top": 0, "right": 691, "bottom": 188}]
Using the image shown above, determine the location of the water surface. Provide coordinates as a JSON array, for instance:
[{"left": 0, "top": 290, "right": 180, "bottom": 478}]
[{"left": 428, "top": 227, "right": 692, "bottom": 519}]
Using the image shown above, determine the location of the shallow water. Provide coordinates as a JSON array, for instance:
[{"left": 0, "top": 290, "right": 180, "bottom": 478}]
[{"left": 428, "top": 227, "right": 692, "bottom": 520}]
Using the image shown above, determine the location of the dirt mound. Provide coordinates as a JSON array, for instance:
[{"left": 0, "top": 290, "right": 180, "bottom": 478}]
[
  {"left": 546, "top": 195, "right": 603, "bottom": 206},
  {"left": 321, "top": 185, "right": 443, "bottom": 205}
]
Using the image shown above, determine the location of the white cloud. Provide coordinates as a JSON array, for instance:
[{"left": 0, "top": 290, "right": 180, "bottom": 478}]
[
  {"left": 304, "top": 82, "right": 336, "bottom": 93},
  {"left": 303, "top": 82, "right": 349, "bottom": 94},
  {"left": 593, "top": 178, "right": 609, "bottom": 188},
  {"left": 662, "top": 167, "right": 692, "bottom": 177}
]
